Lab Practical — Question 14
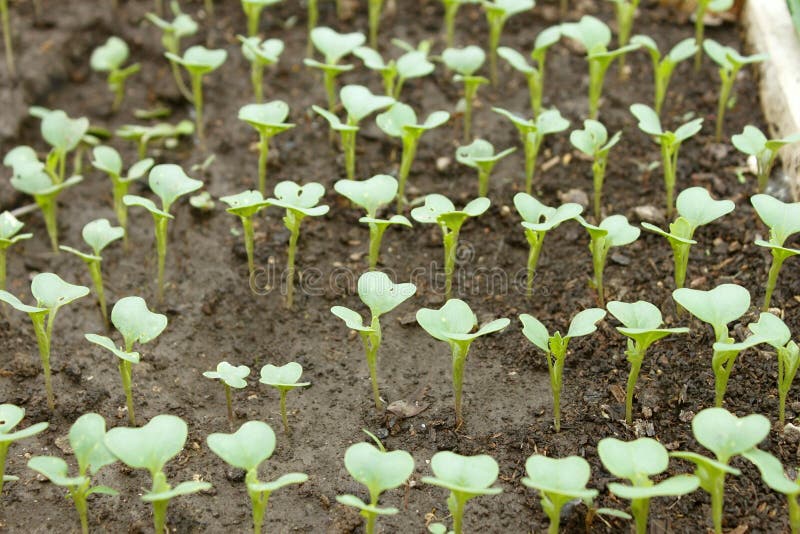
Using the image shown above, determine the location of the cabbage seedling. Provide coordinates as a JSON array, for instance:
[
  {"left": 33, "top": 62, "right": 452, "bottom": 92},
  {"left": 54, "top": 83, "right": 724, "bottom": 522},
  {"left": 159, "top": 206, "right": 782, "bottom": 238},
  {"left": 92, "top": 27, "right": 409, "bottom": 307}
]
[
  {"left": 751, "top": 194, "right": 800, "bottom": 310},
  {"left": 642, "top": 187, "right": 734, "bottom": 289},
  {"left": 239, "top": 36, "right": 284, "bottom": 102},
  {"left": 693, "top": 0, "right": 733, "bottom": 70},
  {"left": 481, "top": 0, "right": 534, "bottom": 84},
  {"left": 304, "top": 27, "right": 366, "bottom": 112},
  {"left": 456, "top": 139, "right": 515, "bottom": 197},
  {"left": 0, "top": 211, "right": 31, "bottom": 291},
  {"left": 671, "top": 407, "right": 769, "bottom": 534},
  {"left": 513, "top": 193, "right": 582, "bottom": 296},
  {"left": 203, "top": 362, "right": 251, "bottom": 423},
  {"left": 569, "top": 119, "right": 621, "bottom": 219},
  {"left": 105, "top": 415, "right": 212, "bottom": 534},
  {"left": 239, "top": 101, "right": 295, "bottom": 194},
  {"left": 609, "top": 0, "right": 640, "bottom": 76},
  {"left": 0, "top": 404, "right": 48, "bottom": 496},
  {"left": 220, "top": 190, "right": 270, "bottom": 277},
  {"left": 333, "top": 175, "right": 412, "bottom": 268},
  {"left": 606, "top": 300, "right": 689, "bottom": 423},
  {"left": 441, "top": 0, "right": 480, "bottom": 47},
  {"left": 337, "top": 441, "right": 414, "bottom": 534},
  {"left": 520, "top": 308, "right": 605, "bottom": 431},
  {"left": 145, "top": 2, "right": 198, "bottom": 100},
  {"left": 497, "top": 26, "right": 560, "bottom": 116},
  {"left": 703, "top": 39, "right": 767, "bottom": 141},
  {"left": 422, "top": 451, "right": 501, "bottom": 534},
  {"left": 60, "top": 219, "right": 124, "bottom": 325},
  {"left": 578, "top": 215, "right": 640, "bottom": 305},
  {"left": 522, "top": 455, "right": 598, "bottom": 534},
  {"left": 90, "top": 36, "right": 141, "bottom": 112},
  {"left": 630, "top": 103, "right": 703, "bottom": 216},
  {"left": 27, "top": 413, "right": 117, "bottom": 534},
  {"left": 38, "top": 109, "right": 90, "bottom": 184},
  {"left": 742, "top": 448, "right": 800, "bottom": 533},
  {"left": 411, "top": 195, "right": 490, "bottom": 299},
  {"left": 631, "top": 36, "right": 697, "bottom": 115},
  {"left": 331, "top": 271, "right": 415, "bottom": 409},
  {"left": 124, "top": 164, "right": 203, "bottom": 301},
  {"left": 267, "top": 181, "right": 329, "bottom": 308},
  {"left": 1, "top": 0, "right": 14, "bottom": 77},
  {"left": 354, "top": 41, "right": 434, "bottom": 98},
  {"left": 85, "top": 296, "right": 167, "bottom": 425},
  {"left": 0, "top": 273, "right": 88, "bottom": 410},
  {"left": 598, "top": 437, "right": 699, "bottom": 534},
  {"left": 259, "top": 362, "right": 310, "bottom": 433},
  {"left": 442, "top": 46, "right": 488, "bottom": 142},
  {"left": 417, "top": 299, "right": 509, "bottom": 426},
  {"left": 732, "top": 125, "right": 800, "bottom": 193},
  {"left": 493, "top": 107, "right": 569, "bottom": 194},
  {"left": 207, "top": 421, "right": 307, "bottom": 533},
  {"left": 241, "top": 0, "right": 282, "bottom": 37},
  {"left": 116, "top": 120, "right": 195, "bottom": 159}
]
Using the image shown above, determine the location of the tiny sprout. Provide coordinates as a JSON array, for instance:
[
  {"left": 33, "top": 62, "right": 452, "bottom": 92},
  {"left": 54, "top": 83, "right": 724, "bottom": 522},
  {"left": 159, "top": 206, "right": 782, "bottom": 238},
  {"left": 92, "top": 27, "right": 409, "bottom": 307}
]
[
  {"left": 0, "top": 404, "right": 49, "bottom": 496},
  {"left": 497, "top": 26, "right": 560, "bottom": 116},
  {"left": 241, "top": 0, "right": 282, "bottom": 37},
  {"left": 304, "top": 27, "right": 366, "bottom": 112},
  {"left": 569, "top": 119, "right": 621, "bottom": 219},
  {"left": 0, "top": 211, "right": 32, "bottom": 291},
  {"left": 630, "top": 103, "right": 703, "bottom": 216},
  {"left": 207, "top": 421, "right": 307, "bottom": 533},
  {"left": 522, "top": 454, "right": 598, "bottom": 534},
  {"left": 417, "top": 299, "right": 509, "bottom": 426},
  {"left": 40, "top": 109, "right": 90, "bottom": 184},
  {"left": 423, "top": 451, "right": 501, "bottom": 534},
  {"left": 27, "top": 414, "right": 117, "bottom": 534},
  {"left": 609, "top": 0, "right": 640, "bottom": 76},
  {"left": 520, "top": 308, "right": 605, "bottom": 431},
  {"left": 267, "top": 181, "right": 329, "bottom": 308},
  {"left": 442, "top": 46, "right": 488, "bottom": 142},
  {"left": 239, "top": 101, "right": 295, "bottom": 194},
  {"left": 456, "top": 139, "right": 515, "bottom": 197},
  {"left": 334, "top": 175, "right": 412, "bottom": 268},
  {"left": 376, "top": 103, "right": 450, "bottom": 208},
  {"left": 337, "top": 440, "right": 414, "bottom": 534},
  {"left": 631, "top": 36, "right": 697, "bottom": 115},
  {"left": 441, "top": 0, "right": 480, "bottom": 47},
  {"left": 238, "top": 36, "right": 284, "bottom": 102},
  {"left": 693, "top": 0, "right": 733, "bottom": 70},
  {"left": 703, "top": 39, "right": 767, "bottom": 141},
  {"left": 607, "top": 300, "right": 689, "bottom": 423},
  {"left": 671, "top": 407, "right": 769, "bottom": 534},
  {"left": 0, "top": 273, "right": 89, "bottom": 410},
  {"left": 733, "top": 125, "right": 800, "bottom": 193},
  {"left": 578, "top": 215, "right": 640, "bottom": 305},
  {"left": 367, "top": 0, "right": 385, "bottom": 48},
  {"left": 1, "top": 0, "right": 15, "bottom": 77},
  {"left": 411, "top": 195, "right": 490, "bottom": 299},
  {"left": 90, "top": 36, "right": 141, "bottom": 112},
  {"left": 259, "top": 362, "right": 310, "bottom": 433},
  {"left": 145, "top": 2, "right": 198, "bottom": 100},
  {"left": 743, "top": 448, "right": 800, "bottom": 534},
  {"left": 598, "top": 437, "right": 699, "bottom": 534},
  {"left": 354, "top": 41, "right": 434, "bottom": 98},
  {"left": 331, "top": 272, "right": 415, "bottom": 409},
  {"left": 751, "top": 194, "right": 800, "bottom": 310},
  {"left": 105, "top": 415, "right": 212, "bottom": 534},
  {"left": 60, "top": 219, "right": 124, "bottom": 325},
  {"left": 203, "top": 362, "right": 251, "bottom": 424},
  {"left": 493, "top": 106, "right": 569, "bottom": 194},
  {"left": 220, "top": 190, "right": 270, "bottom": 277},
  {"left": 189, "top": 192, "right": 214, "bottom": 211},
  {"left": 115, "top": 119, "right": 194, "bottom": 159},
  {"left": 745, "top": 312, "right": 797, "bottom": 424},
  {"left": 481, "top": 0, "right": 533, "bottom": 84}
]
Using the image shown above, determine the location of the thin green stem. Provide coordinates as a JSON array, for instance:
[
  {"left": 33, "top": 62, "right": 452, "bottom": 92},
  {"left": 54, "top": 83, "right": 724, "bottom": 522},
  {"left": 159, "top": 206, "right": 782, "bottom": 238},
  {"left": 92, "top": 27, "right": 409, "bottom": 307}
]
[
  {"left": 241, "top": 216, "right": 256, "bottom": 278},
  {"left": 451, "top": 343, "right": 469, "bottom": 427},
  {"left": 528, "top": 69, "right": 543, "bottom": 117},
  {"left": 155, "top": 216, "right": 168, "bottom": 303},
  {"left": 713, "top": 348, "right": 738, "bottom": 407},
  {"left": 444, "top": 2, "right": 458, "bottom": 48},
  {"left": 443, "top": 227, "right": 460, "bottom": 299},
  {"left": 307, "top": 0, "right": 318, "bottom": 56},
  {"left": 191, "top": 74, "right": 206, "bottom": 148},
  {"left": 763, "top": 250, "right": 786, "bottom": 311},
  {"left": 32, "top": 314, "right": 54, "bottom": 410},
  {"left": 592, "top": 156, "right": 607, "bottom": 220},
  {"left": 247, "top": 470, "right": 267, "bottom": 533},
  {"left": 694, "top": 2, "right": 707, "bottom": 71},
  {"left": 672, "top": 241, "right": 691, "bottom": 289},
  {"left": 368, "top": 0, "right": 383, "bottom": 49},
  {"left": 258, "top": 133, "right": 269, "bottom": 195},
  {"left": 588, "top": 58, "right": 604, "bottom": 119},
  {"left": 1, "top": 0, "right": 15, "bottom": 79},
  {"left": 246, "top": 5, "right": 261, "bottom": 37},
  {"left": 366, "top": 318, "right": 382, "bottom": 410},
  {"left": 625, "top": 347, "right": 645, "bottom": 424},
  {"left": 367, "top": 223, "right": 387, "bottom": 270},
  {"left": 252, "top": 62, "right": 264, "bottom": 103},
  {"left": 112, "top": 180, "right": 129, "bottom": 247},
  {"left": 168, "top": 58, "right": 193, "bottom": 101},
  {"left": 0, "top": 248, "right": 6, "bottom": 291},
  {"left": 462, "top": 80, "right": 481, "bottom": 143},
  {"left": 631, "top": 497, "right": 650, "bottom": 534},
  {"left": 0, "top": 443, "right": 9, "bottom": 495},
  {"left": 451, "top": 494, "right": 465, "bottom": 534},
  {"left": 525, "top": 230, "right": 544, "bottom": 297},
  {"left": 87, "top": 260, "right": 108, "bottom": 327},
  {"left": 225, "top": 383, "right": 233, "bottom": 423},
  {"left": 710, "top": 471, "right": 724, "bottom": 534},
  {"left": 38, "top": 196, "right": 59, "bottom": 252},
  {"left": 789, "top": 495, "right": 800, "bottom": 534},
  {"left": 72, "top": 485, "right": 89, "bottom": 534},
  {"left": 477, "top": 168, "right": 490, "bottom": 197},
  {"left": 715, "top": 71, "right": 734, "bottom": 142},
  {"left": 397, "top": 135, "right": 419, "bottom": 208},
  {"left": 661, "top": 141, "right": 677, "bottom": 218},
  {"left": 285, "top": 215, "right": 301, "bottom": 309},
  {"left": 119, "top": 360, "right": 135, "bottom": 425},
  {"left": 342, "top": 129, "right": 357, "bottom": 180},
  {"left": 523, "top": 132, "right": 542, "bottom": 195},
  {"left": 487, "top": 16, "right": 502, "bottom": 85},
  {"left": 279, "top": 389, "right": 290, "bottom": 433},
  {"left": 590, "top": 237, "right": 608, "bottom": 306},
  {"left": 323, "top": 70, "right": 337, "bottom": 113}
]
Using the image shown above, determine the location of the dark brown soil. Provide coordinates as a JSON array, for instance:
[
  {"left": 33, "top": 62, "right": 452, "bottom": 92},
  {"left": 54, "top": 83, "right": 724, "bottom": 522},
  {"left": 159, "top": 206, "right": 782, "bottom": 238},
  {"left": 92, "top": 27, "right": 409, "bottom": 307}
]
[{"left": 0, "top": 0, "right": 795, "bottom": 532}]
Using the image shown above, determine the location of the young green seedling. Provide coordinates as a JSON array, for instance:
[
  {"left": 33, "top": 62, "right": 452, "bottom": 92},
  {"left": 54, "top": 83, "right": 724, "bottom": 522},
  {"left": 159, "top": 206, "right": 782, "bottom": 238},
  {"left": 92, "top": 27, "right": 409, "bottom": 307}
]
[
  {"left": 642, "top": 187, "right": 734, "bottom": 289},
  {"left": 60, "top": 219, "right": 124, "bottom": 325},
  {"left": 337, "top": 440, "right": 414, "bottom": 534},
  {"left": 513, "top": 193, "right": 582, "bottom": 296},
  {"left": 0, "top": 211, "right": 31, "bottom": 291},
  {"left": 238, "top": 36, "right": 284, "bottom": 102},
  {"left": 493, "top": 107, "right": 569, "bottom": 194},
  {"left": 1, "top": 0, "right": 15, "bottom": 78},
  {"left": 0, "top": 273, "right": 88, "bottom": 410},
  {"left": 207, "top": 421, "right": 307, "bottom": 533},
  {"left": 693, "top": 0, "right": 733, "bottom": 70},
  {"left": 90, "top": 36, "right": 141, "bottom": 111},
  {"left": 259, "top": 362, "right": 310, "bottom": 433},
  {"left": 703, "top": 39, "right": 767, "bottom": 141},
  {"left": 578, "top": 215, "right": 640, "bottom": 305},
  {"left": 751, "top": 194, "right": 800, "bottom": 310},
  {"left": 267, "top": 181, "right": 329, "bottom": 308},
  {"left": 733, "top": 125, "right": 800, "bottom": 193},
  {"left": 442, "top": 46, "right": 488, "bottom": 142},
  {"left": 607, "top": 300, "right": 689, "bottom": 423},
  {"left": 569, "top": 119, "right": 621, "bottom": 219},
  {"left": 417, "top": 299, "right": 509, "bottom": 426},
  {"left": 520, "top": 308, "right": 605, "bottom": 431},
  {"left": 671, "top": 407, "right": 769, "bottom": 534},
  {"left": 145, "top": 2, "right": 198, "bottom": 100},
  {"left": 203, "top": 362, "right": 251, "bottom": 424},
  {"left": 411, "top": 195, "right": 490, "bottom": 299},
  {"left": 27, "top": 414, "right": 117, "bottom": 534},
  {"left": 105, "top": 415, "right": 212, "bottom": 534},
  {"left": 376, "top": 103, "right": 450, "bottom": 208},
  {"left": 85, "top": 296, "right": 167, "bottom": 425},
  {"left": 599, "top": 437, "right": 699, "bottom": 534},
  {"left": 630, "top": 103, "right": 703, "bottom": 216},
  {"left": 522, "top": 454, "right": 598, "bottom": 534},
  {"left": 441, "top": 0, "right": 480, "bottom": 47},
  {"left": 742, "top": 448, "right": 800, "bottom": 533},
  {"left": 304, "top": 27, "right": 366, "bottom": 112},
  {"left": 481, "top": 0, "right": 533, "bottom": 84},
  {"left": 124, "top": 164, "right": 203, "bottom": 301},
  {"left": 497, "top": 26, "right": 560, "bottom": 116},
  {"left": 116, "top": 119, "right": 195, "bottom": 159},
  {"left": 220, "top": 190, "right": 270, "bottom": 277},
  {"left": 422, "top": 451, "right": 501, "bottom": 534},
  {"left": 456, "top": 139, "right": 515, "bottom": 197},
  {"left": 39, "top": 109, "right": 90, "bottom": 184},
  {"left": 241, "top": 0, "right": 282, "bottom": 37},
  {"left": 331, "top": 271, "right": 415, "bottom": 409},
  {"left": 354, "top": 41, "right": 435, "bottom": 98},
  {"left": 631, "top": 36, "right": 697, "bottom": 115},
  {"left": 0, "top": 404, "right": 48, "bottom": 496},
  {"left": 334, "top": 175, "right": 412, "bottom": 268},
  {"left": 239, "top": 101, "right": 295, "bottom": 194}
]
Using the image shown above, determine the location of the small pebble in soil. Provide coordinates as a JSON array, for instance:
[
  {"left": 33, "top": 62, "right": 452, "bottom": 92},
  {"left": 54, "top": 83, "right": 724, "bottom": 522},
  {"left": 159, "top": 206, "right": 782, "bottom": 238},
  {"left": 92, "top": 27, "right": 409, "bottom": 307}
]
[
  {"left": 436, "top": 156, "right": 451, "bottom": 172},
  {"left": 632, "top": 205, "right": 665, "bottom": 224},
  {"left": 225, "top": 468, "right": 246, "bottom": 482},
  {"left": 558, "top": 188, "right": 589, "bottom": 208}
]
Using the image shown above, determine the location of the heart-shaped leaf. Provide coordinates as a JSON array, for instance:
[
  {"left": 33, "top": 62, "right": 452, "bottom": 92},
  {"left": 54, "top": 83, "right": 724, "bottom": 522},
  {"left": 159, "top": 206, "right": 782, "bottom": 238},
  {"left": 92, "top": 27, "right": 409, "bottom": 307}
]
[
  {"left": 203, "top": 362, "right": 250, "bottom": 388},
  {"left": 259, "top": 362, "right": 310, "bottom": 388},
  {"left": 111, "top": 296, "right": 168, "bottom": 348},
  {"left": 311, "top": 27, "right": 366, "bottom": 64},
  {"left": 344, "top": 442, "right": 414, "bottom": 498},
  {"left": 207, "top": 420, "right": 276, "bottom": 472},
  {"left": 90, "top": 36, "right": 130, "bottom": 72},
  {"left": 357, "top": 271, "right": 416, "bottom": 317},
  {"left": 105, "top": 414, "right": 187, "bottom": 475},
  {"left": 335, "top": 175, "right": 398, "bottom": 217},
  {"left": 442, "top": 46, "right": 486, "bottom": 76},
  {"left": 672, "top": 284, "right": 750, "bottom": 340},
  {"left": 148, "top": 164, "right": 203, "bottom": 212},
  {"left": 521, "top": 455, "right": 598, "bottom": 500},
  {"left": 423, "top": 451, "right": 501, "bottom": 496},
  {"left": 70, "top": 413, "right": 117, "bottom": 475},
  {"left": 598, "top": 437, "right": 668, "bottom": 482},
  {"left": 41, "top": 110, "right": 90, "bottom": 153},
  {"left": 269, "top": 181, "right": 329, "bottom": 217},
  {"left": 691, "top": 407, "right": 770, "bottom": 463},
  {"left": 31, "top": 273, "right": 89, "bottom": 310}
]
